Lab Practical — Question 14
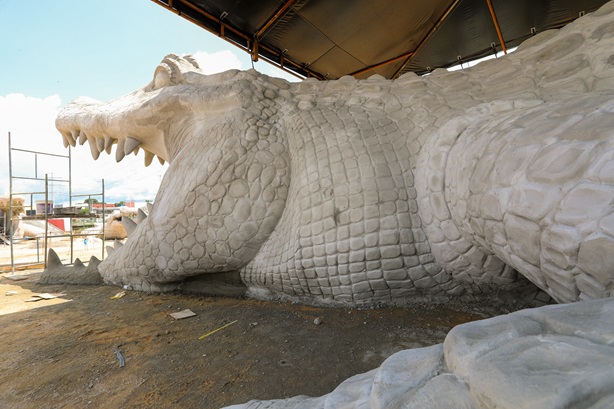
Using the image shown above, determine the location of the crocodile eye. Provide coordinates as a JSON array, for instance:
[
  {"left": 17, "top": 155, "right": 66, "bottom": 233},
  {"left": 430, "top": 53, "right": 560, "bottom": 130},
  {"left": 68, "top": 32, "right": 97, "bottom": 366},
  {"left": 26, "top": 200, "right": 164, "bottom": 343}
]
[{"left": 153, "top": 65, "right": 172, "bottom": 89}]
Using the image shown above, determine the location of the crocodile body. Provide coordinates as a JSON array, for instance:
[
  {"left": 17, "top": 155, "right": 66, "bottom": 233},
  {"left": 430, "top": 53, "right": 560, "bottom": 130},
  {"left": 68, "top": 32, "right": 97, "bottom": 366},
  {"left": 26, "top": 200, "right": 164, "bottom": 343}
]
[{"left": 56, "top": 6, "right": 614, "bottom": 305}]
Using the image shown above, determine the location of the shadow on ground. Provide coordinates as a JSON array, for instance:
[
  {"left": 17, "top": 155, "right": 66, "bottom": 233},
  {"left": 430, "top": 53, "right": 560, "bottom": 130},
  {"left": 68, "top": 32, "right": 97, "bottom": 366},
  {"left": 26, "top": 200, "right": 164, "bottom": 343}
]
[{"left": 0, "top": 273, "right": 535, "bottom": 408}]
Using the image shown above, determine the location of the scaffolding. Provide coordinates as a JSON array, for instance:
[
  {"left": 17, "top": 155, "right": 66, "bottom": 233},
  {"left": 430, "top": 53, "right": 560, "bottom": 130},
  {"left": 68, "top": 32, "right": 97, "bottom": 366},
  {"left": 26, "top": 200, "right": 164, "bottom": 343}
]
[{"left": 4, "top": 131, "right": 106, "bottom": 273}]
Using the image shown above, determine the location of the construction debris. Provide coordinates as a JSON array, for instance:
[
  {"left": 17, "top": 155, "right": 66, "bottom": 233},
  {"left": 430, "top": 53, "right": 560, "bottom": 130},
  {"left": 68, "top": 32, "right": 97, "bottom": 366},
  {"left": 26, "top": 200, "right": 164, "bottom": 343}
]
[
  {"left": 110, "top": 291, "right": 126, "bottom": 300},
  {"left": 170, "top": 309, "right": 196, "bottom": 320},
  {"left": 113, "top": 348, "right": 125, "bottom": 368},
  {"left": 25, "top": 293, "right": 66, "bottom": 302},
  {"left": 198, "top": 320, "right": 238, "bottom": 340}
]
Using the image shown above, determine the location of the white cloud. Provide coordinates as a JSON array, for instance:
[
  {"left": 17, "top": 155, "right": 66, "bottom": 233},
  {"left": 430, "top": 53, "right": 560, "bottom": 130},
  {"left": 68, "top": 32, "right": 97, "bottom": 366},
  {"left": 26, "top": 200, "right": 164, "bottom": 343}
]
[
  {"left": 69, "top": 148, "right": 166, "bottom": 204},
  {"left": 0, "top": 94, "right": 63, "bottom": 153},
  {"left": 189, "top": 50, "right": 244, "bottom": 74},
  {"left": 189, "top": 49, "right": 300, "bottom": 83},
  {"left": 258, "top": 64, "right": 302, "bottom": 83},
  {"left": 0, "top": 94, "right": 63, "bottom": 200},
  {"left": 0, "top": 94, "right": 166, "bottom": 205}
]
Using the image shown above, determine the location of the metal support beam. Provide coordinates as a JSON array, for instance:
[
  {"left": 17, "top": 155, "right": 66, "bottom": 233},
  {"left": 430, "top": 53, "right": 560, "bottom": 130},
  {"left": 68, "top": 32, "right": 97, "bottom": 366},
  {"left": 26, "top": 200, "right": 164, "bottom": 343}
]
[
  {"left": 254, "top": 0, "right": 298, "bottom": 41},
  {"left": 351, "top": 51, "right": 414, "bottom": 77},
  {"left": 392, "top": 0, "right": 462, "bottom": 79},
  {"left": 102, "top": 179, "right": 106, "bottom": 261},
  {"left": 485, "top": 0, "right": 508, "bottom": 54},
  {"left": 151, "top": 0, "right": 251, "bottom": 45},
  {"left": 252, "top": 40, "right": 259, "bottom": 62},
  {"left": 150, "top": 0, "right": 310, "bottom": 79},
  {"left": 8, "top": 132, "right": 14, "bottom": 274},
  {"left": 177, "top": 0, "right": 251, "bottom": 42},
  {"left": 44, "top": 174, "right": 49, "bottom": 269}
]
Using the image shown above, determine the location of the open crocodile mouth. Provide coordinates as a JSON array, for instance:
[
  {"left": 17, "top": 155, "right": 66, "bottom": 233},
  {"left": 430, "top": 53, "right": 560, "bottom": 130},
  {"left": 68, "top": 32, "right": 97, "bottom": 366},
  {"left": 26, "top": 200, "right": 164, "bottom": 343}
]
[
  {"left": 54, "top": 53, "right": 205, "bottom": 168},
  {"left": 59, "top": 125, "right": 167, "bottom": 167}
]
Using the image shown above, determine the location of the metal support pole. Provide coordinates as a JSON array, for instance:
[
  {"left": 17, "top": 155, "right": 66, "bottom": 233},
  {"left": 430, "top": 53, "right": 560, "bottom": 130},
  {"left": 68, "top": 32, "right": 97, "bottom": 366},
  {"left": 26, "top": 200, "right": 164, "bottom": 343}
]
[
  {"left": 69, "top": 144, "right": 74, "bottom": 263},
  {"left": 8, "top": 132, "right": 14, "bottom": 274},
  {"left": 70, "top": 226, "right": 74, "bottom": 264},
  {"left": 485, "top": 0, "right": 508, "bottom": 54},
  {"left": 44, "top": 174, "right": 49, "bottom": 269},
  {"left": 102, "top": 179, "right": 105, "bottom": 260},
  {"left": 69, "top": 145, "right": 72, "bottom": 206}
]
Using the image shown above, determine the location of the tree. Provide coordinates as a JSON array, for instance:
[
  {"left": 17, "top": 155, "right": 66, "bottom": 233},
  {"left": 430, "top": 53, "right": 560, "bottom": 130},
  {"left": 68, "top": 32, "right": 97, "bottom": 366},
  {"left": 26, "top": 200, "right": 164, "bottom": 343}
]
[
  {"left": 84, "top": 198, "right": 99, "bottom": 204},
  {"left": 114, "top": 201, "right": 126, "bottom": 207}
]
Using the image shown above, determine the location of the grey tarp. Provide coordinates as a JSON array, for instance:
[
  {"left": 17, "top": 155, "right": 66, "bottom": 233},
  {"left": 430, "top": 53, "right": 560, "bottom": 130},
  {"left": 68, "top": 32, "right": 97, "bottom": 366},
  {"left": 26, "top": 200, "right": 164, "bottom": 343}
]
[{"left": 152, "top": 0, "right": 610, "bottom": 79}]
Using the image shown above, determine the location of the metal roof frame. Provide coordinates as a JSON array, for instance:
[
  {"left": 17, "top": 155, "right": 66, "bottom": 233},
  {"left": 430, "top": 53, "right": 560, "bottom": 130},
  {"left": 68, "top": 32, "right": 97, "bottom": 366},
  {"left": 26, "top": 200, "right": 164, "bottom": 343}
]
[{"left": 150, "top": 0, "right": 609, "bottom": 80}]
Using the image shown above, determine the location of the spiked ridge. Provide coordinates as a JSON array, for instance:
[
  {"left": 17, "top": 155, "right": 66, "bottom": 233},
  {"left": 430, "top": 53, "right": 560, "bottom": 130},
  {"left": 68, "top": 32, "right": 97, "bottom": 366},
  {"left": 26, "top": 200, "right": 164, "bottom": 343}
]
[{"left": 38, "top": 249, "right": 103, "bottom": 285}]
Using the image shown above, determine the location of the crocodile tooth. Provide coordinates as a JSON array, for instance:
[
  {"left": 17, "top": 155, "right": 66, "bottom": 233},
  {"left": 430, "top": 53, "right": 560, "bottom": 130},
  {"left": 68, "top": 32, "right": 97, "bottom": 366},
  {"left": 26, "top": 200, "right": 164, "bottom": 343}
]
[
  {"left": 124, "top": 136, "right": 141, "bottom": 155},
  {"left": 146, "top": 202, "right": 153, "bottom": 213},
  {"left": 116, "top": 139, "right": 126, "bottom": 162},
  {"left": 157, "top": 155, "right": 165, "bottom": 165},
  {"left": 78, "top": 131, "right": 88, "bottom": 145},
  {"left": 144, "top": 150, "right": 154, "bottom": 167},
  {"left": 69, "top": 130, "right": 78, "bottom": 147},
  {"left": 123, "top": 217, "right": 137, "bottom": 236},
  {"left": 137, "top": 208, "right": 147, "bottom": 223},
  {"left": 104, "top": 136, "right": 115, "bottom": 154},
  {"left": 106, "top": 246, "right": 115, "bottom": 255},
  {"left": 96, "top": 137, "right": 105, "bottom": 152},
  {"left": 61, "top": 133, "right": 70, "bottom": 148},
  {"left": 88, "top": 137, "right": 101, "bottom": 160},
  {"left": 114, "top": 239, "right": 124, "bottom": 249}
]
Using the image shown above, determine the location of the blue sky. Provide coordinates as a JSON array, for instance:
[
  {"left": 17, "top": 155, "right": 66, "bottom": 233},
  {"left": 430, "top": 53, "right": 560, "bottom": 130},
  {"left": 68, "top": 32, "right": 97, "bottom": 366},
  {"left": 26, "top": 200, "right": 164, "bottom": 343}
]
[{"left": 0, "top": 0, "right": 295, "bottom": 205}]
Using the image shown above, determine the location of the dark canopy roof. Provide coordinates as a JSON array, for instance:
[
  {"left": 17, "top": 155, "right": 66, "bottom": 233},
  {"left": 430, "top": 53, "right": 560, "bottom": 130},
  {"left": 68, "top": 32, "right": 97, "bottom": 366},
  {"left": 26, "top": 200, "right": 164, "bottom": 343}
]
[{"left": 151, "top": 0, "right": 609, "bottom": 79}]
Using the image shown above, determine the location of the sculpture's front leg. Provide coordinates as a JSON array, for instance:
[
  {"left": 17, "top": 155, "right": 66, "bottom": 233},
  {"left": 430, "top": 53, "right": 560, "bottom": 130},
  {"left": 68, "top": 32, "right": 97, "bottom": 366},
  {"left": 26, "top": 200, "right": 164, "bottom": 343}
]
[{"left": 99, "top": 117, "right": 290, "bottom": 292}]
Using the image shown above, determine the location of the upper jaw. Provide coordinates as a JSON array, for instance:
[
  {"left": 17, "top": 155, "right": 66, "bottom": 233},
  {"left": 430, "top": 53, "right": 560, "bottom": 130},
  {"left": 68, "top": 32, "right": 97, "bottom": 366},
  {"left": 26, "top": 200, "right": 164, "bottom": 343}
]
[{"left": 55, "top": 89, "right": 169, "bottom": 166}]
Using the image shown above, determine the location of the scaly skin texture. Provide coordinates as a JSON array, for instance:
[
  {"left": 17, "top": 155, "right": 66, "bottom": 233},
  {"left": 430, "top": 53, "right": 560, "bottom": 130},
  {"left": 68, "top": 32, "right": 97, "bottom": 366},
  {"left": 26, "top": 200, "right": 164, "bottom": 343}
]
[{"left": 56, "top": 5, "right": 614, "bottom": 305}]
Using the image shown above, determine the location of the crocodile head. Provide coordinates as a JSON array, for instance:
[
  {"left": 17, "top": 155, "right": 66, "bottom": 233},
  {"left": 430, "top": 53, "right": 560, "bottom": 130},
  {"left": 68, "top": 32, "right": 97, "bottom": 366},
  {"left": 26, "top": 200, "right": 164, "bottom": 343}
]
[{"left": 56, "top": 54, "right": 291, "bottom": 291}]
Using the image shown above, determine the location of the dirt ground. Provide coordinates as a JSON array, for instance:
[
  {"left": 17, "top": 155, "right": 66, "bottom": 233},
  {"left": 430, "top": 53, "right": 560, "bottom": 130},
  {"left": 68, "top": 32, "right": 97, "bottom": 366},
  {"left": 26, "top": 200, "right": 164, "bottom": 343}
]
[
  {"left": 0, "top": 238, "right": 538, "bottom": 408},
  {"left": 0, "top": 265, "right": 539, "bottom": 409}
]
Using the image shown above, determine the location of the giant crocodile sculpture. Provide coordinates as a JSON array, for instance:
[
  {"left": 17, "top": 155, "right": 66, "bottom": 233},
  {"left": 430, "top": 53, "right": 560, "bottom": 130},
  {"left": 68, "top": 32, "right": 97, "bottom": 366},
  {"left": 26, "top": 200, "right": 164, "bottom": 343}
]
[{"left": 55, "top": 4, "right": 614, "bottom": 306}]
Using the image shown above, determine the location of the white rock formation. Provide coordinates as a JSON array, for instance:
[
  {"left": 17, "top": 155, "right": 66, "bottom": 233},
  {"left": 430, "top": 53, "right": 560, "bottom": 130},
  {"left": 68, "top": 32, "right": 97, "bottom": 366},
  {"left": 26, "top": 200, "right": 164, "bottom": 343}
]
[
  {"left": 225, "top": 298, "right": 614, "bottom": 409},
  {"left": 55, "top": 1, "right": 614, "bottom": 305}
]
